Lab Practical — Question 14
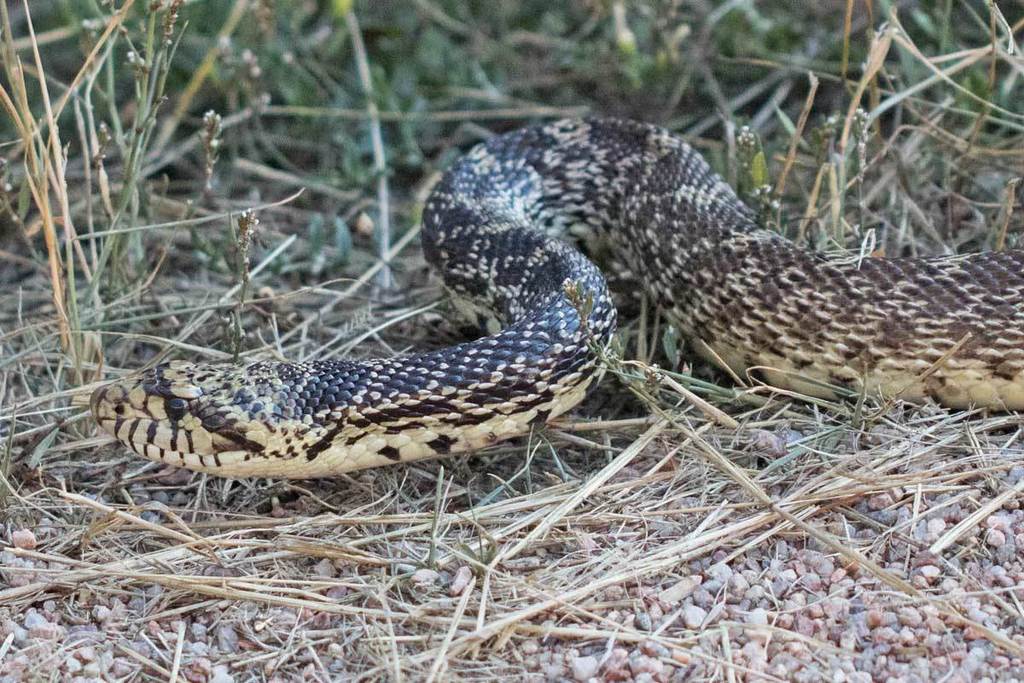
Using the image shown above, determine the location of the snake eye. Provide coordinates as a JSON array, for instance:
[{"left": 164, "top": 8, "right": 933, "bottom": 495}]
[{"left": 166, "top": 397, "right": 188, "bottom": 420}]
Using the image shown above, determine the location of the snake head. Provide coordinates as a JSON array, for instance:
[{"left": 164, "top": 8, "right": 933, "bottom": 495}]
[{"left": 90, "top": 361, "right": 271, "bottom": 473}]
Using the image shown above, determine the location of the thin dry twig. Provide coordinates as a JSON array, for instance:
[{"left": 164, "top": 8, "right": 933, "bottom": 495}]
[{"left": 346, "top": 9, "right": 393, "bottom": 289}]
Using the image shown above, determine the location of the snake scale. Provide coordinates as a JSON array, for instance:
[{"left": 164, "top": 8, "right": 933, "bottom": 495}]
[{"left": 91, "top": 118, "right": 1024, "bottom": 478}]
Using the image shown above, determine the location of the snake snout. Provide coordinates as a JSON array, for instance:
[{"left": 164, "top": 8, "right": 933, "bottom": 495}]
[{"left": 89, "top": 380, "right": 133, "bottom": 428}]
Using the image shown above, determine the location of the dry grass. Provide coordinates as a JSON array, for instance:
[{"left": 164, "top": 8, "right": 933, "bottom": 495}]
[{"left": 2, "top": 1, "right": 1024, "bottom": 681}]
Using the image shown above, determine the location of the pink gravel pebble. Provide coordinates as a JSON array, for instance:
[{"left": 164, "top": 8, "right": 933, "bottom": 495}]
[
  {"left": 571, "top": 655, "right": 599, "bottom": 681},
  {"left": 11, "top": 529, "right": 36, "bottom": 550},
  {"left": 985, "top": 529, "right": 1006, "bottom": 548},
  {"left": 449, "top": 566, "right": 473, "bottom": 596}
]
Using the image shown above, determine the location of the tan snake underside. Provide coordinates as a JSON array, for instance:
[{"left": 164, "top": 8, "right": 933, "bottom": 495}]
[{"left": 91, "top": 118, "right": 1024, "bottom": 478}]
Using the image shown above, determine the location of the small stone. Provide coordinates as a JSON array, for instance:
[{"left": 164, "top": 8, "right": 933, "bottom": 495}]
[
  {"left": 985, "top": 529, "right": 1006, "bottom": 548},
  {"left": 2, "top": 618, "right": 27, "bottom": 644},
  {"left": 708, "top": 562, "right": 732, "bottom": 584},
  {"left": 741, "top": 641, "right": 767, "bottom": 669},
  {"left": 11, "top": 529, "right": 37, "bottom": 550},
  {"left": 802, "top": 573, "right": 823, "bottom": 592},
  {"left": 92, "top": 604, "right": 111, "bottom": 624},
  {"left": 23, "top": 610, "right": 47, "bottom": 629},
  {"left": 744, "top": 607, "right": 770, "bottom": 643},
  {"left": 634, "top": 609, "right": 652, "bottom": 631},
  {"left": 648, "top": 602, "right": 663, "bottom": 623},
  {"left": 210, "top": 664, "right": 235, "bottom": 683},
  {"left": 692, "top": 588, "right": 713, "bottom": 608},
  {"left": 701, "top": 579, "right": 722, "bottom": 595},
  {"left": 985, "top": 514, "right": 1012, "bottom": 532},
  {"left": 629, "top": 654, "right": 665, "bottom": 678},
  {"left": 412, "top": 568, "right": 440, "bottom": 586},
  {"left": 917, "top": 565, "right": 941, "bottom": 583},
  {"left": 313, "top": 558, "right": 335, "bottom": 578},
  {"left": 867, "top": 493, "right": 894, "bottom": 511},
  {"left": 813, "top": 556, "right": 835, "bottom": 577},
  {"left": 683, "top": 605, "right": 707, "bottom": 629},
  {"left": 898, "top": 607, "right": 922, "bottom": 628},
  {"left": 216, "top": 624, "right": 239, "bottom": 653},
  {"left": 746, "top": 608, "right": 769, "bottom": 626},
  {"left": 939, "top": 578, "right": 959, "bottom": 593},
  {"left": 571, "top": 655, "right": 599, "bottom": 681},
  {"left": 641, "top": 640, "right": 670, "bottom": 658},
  {"left": 191, "top": 657, "right": 213, "bottom": 678},
  {"left": 874, "top": 626, "right": 898, "bottom": 642},
  {"left": 823, "top": 597, "right": 848, "bottom": 620},
  {"left": 964, "top": 625, "right": 988, "bottom": 640},
  {"left": 751, "top": 429, "right": 787, "bottom": 457},
  {"left": 772, "top": 569, "right": 797, "bottom": 595},
  {"left": 542, "top": 663, "right": 566, "bottom": 679},
  {"left": 450, "top": 566, "right": 473, "bottom": 596},
  {"left": 23, "top": 609, "right": 61, "bottom": 640},
  {"left": 603, "top": 648, "right": 629, "bottom": 679}
]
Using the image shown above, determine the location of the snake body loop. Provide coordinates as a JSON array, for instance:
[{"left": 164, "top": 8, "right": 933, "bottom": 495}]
[{"left": 91, "top": 119, "right": 1024, "bottom": 478}]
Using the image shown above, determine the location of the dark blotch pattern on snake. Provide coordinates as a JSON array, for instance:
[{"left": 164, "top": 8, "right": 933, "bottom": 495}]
[{"left": 91, "top": 118, "right": 1024, "bottom": 478}]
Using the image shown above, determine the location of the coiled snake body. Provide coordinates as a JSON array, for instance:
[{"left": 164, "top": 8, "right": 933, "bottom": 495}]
[{"left": 91, "top": 119, "right": 1024, "bottom": 478}]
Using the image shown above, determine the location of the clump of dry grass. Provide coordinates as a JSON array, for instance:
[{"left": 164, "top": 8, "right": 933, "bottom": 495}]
[{"left": 2, "top": 1, "right": 1024, "bottom": 680}]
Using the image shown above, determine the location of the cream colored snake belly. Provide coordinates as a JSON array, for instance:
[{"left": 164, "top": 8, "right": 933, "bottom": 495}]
[{"left": 91, "top": 118, "right": 1024, "bottom": 478}]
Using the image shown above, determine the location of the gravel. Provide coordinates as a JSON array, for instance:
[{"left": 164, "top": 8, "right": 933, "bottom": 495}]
[
  {"left": 4, "top": 426, "right": 1024, "bottom": 681},
  {"left": 571, "top": 654, "right": 599, "bottom": 681}
]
